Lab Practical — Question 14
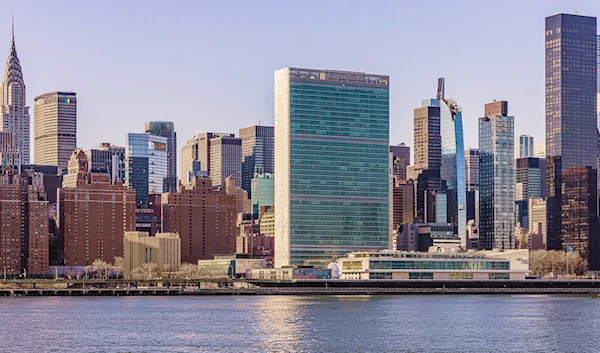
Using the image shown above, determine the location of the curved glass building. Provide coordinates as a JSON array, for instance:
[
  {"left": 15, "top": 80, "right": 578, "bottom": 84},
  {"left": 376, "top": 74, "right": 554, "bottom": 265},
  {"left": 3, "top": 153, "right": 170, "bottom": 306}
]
[{"left": 439, "top": 97, "right": 466, "bottom": 246}]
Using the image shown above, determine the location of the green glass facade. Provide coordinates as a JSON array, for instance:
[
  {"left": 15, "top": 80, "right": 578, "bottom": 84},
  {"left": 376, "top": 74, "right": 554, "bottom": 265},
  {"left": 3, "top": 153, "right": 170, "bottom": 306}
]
[{"left": 277, "top": 68, "right": 390, "bottom": 265}]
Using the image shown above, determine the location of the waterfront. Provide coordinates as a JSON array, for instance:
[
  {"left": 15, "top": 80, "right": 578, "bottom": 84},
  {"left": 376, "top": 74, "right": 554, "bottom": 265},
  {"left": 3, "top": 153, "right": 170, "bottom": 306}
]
[{"left": 0, "top": 296, "right": 599, "bottom": 352}]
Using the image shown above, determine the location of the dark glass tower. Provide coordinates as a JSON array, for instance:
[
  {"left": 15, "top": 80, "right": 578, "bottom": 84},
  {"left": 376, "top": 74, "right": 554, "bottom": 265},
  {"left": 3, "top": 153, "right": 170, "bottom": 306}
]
[{"left": 545, "top": 14, "right": 599, "bottom": 269}]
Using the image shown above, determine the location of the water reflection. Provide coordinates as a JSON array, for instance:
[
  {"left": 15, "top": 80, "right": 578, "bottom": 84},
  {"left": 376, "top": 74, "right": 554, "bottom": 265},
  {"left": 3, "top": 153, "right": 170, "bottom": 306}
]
[{"left": 0, "top": 296, "right": 599, "bottom": 352}]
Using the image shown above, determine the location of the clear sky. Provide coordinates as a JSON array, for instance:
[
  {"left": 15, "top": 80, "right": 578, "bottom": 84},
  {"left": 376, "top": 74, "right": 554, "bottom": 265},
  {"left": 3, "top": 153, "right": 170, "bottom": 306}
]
[{"left": 4, "top": 0, "right": 600, "bottom": 165}]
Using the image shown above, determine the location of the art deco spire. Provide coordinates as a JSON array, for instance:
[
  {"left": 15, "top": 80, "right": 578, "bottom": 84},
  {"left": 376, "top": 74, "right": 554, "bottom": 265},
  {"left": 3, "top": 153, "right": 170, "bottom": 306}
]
[{"left": 1, "top": 15, "right": 24, "bottom": 106}]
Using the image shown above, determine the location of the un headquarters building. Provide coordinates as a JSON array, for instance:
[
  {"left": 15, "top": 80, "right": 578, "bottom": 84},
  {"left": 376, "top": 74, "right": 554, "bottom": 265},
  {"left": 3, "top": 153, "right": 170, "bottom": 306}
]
[{"left": 274, "top": 67, "right": 390, "bottom": 267}]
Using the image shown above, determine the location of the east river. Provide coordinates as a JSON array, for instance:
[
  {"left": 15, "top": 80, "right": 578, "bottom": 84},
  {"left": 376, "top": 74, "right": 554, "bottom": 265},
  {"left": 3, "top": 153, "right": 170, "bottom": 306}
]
[{"left": 1, "top": 295, "right": 599, "bottom": 352}]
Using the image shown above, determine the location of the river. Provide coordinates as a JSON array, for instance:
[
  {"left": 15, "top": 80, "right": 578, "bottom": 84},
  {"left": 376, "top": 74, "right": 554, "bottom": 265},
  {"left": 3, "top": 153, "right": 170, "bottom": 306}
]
[{"left": 0, "top": 295, "right": 598, "bottom": 352}]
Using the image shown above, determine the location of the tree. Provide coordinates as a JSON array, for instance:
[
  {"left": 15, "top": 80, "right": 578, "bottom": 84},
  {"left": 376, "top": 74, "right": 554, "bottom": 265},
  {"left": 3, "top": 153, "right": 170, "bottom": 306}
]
[
  {"left": 529, "top": 250, "right": 587, "bottom": 278},
  {"left": 173, "top": 263, "right": 198, "bottom": 279},
  {"left": 92, "top": 259, "right": 110, "bottom": 279},
  {"left": 131, "top": 262, "right": 161, "bottom": 280},
  {"left": 112, "top": 256, "right": 124, "bottom": 279}
]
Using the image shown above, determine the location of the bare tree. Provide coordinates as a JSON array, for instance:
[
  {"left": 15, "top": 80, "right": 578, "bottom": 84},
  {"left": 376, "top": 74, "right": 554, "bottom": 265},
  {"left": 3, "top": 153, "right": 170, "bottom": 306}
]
[
  {"left": 529, "top": 250, "right": 588, "bottom": 278},
  {"left": 112, "top": 256, "right": 124, "bottom": 279},
  {"left": 131, "top": 263, "right": 161, "bottom": 280}
]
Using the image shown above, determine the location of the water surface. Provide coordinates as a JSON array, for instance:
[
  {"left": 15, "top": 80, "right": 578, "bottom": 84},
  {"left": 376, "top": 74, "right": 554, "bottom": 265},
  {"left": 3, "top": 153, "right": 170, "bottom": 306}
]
[{"left": 0, "top": 295, "right": 598, "bottom": 352}]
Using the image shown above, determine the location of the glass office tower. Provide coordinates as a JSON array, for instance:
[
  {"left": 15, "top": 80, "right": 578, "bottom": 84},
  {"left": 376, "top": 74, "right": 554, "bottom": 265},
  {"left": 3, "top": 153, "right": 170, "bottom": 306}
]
[
  {"left": 546, "top": 13, "right": 599, "bottom": 270},
  {"left": 436, "top": 79, "right": 466, "bottom": 247},
  {"left": 144, "top": 121, "right": 177, "bottom": 192},
  {"left": 274, "top": 67, "right": 390, "bottom": 266},
  {"left": 125, "top": 133, "right": 168, "bottom": 207},
  {"left": 479, "top": 101, "right": 515, "bottom": 250}
]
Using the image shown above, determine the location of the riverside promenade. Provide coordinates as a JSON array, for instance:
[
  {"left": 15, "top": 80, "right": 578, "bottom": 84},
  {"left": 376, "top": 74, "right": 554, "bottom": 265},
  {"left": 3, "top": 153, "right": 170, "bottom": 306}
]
[{"left": 2, "top": 279, "right": 600, "bottom": 296}]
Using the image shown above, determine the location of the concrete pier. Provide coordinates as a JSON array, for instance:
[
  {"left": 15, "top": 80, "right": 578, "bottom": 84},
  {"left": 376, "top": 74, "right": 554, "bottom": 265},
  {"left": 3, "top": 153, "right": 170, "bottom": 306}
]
[{"left": 1, "top": 279, "right": 600, "bottom": 296}]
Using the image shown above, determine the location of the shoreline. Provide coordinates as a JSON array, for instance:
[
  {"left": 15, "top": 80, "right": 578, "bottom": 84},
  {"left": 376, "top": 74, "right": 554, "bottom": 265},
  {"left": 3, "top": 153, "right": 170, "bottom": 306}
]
[{"left": 2, "top": 279, "right": 600, "bottom": 297}]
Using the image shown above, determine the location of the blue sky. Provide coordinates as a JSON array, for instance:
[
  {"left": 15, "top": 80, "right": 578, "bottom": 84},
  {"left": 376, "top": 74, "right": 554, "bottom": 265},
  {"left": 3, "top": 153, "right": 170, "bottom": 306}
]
[{"left": 4, "top": 0, "right": 600, "bottom": 164}]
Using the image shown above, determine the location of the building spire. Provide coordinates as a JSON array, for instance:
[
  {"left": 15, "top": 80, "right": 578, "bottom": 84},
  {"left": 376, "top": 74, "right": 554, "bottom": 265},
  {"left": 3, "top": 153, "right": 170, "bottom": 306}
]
[{"left": 11, "top": 13, "right": 14, "bottom": 41}]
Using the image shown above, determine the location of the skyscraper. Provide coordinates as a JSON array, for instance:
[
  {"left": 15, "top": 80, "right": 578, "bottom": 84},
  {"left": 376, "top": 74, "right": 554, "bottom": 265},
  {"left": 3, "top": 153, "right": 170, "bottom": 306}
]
[
  {"left": 144, "top": 121, "right": 177, "bottom": 192},
  {"left": 33, "top": 92, "right": 77, "bottom": 169},
  {"left": 464, "top": 148, "right": 479, "bottom": 224},
  {"left": 438, "top": 79, "right": 466, "bottom": 247},
  {"left": 125, "top": 133, "right": 168, "bottom": 207},
  {"left": 274, "top": 67, "right": 390, "bottom": 266},
  {"left": 515, "top": 157, "right": 546, "bottom": 201},
  {"left": 479, "top": 100, "right": 515, "bottom": 250},
  {"left": 546, "top": 14, "right": 599, "bottom": 269},
  {"left": 464, "top": 148, "right": 479, "bottom": 192},
  {"left": 412, "top": 98, "right": 441, "bottom": 223},
  {"left": 390, "top": 143, "right": 410, "bottom": 182},
  {"left": 180, "top": 132, "right": 234, "bottom": 186},
  {"left": 209, "top": 135, "right": 242, "bottom": 187},
  {"left": 239, "top": 125, "right": 274, "bottom": 198},
  {"left": 516, "top": 135, "right": 534, "bottom": 159},
  {"left": 0, "top": 27, "right": 30, "bottom": 165}
]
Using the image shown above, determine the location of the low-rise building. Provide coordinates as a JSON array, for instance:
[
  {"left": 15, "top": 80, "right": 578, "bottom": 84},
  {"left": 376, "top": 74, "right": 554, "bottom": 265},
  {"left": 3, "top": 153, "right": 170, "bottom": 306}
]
[
  {"left": 123, "top": 231, "right": 181, "bottom": 279},
  {"left": 246, "top": 266, "right": 332, "bottom": 281},
  {"left": 336, "top": 249, "right": 529, "bottom": 280},
  {"left": 197, "top": 254, "right": 267, "bottom": 279}
]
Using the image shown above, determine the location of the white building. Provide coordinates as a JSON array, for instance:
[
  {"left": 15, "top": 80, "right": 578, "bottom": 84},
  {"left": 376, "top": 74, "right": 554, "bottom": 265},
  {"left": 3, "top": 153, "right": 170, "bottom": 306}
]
[{"left": 336, "top": 249, "right": 529, "bottom": 280}]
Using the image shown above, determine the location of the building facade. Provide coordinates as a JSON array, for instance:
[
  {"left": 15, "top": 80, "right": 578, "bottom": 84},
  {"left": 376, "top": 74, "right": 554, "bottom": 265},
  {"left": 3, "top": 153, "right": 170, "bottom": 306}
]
[
  {"left": 162, "top": 177, "right": 238, "bottom": 262},
  {"left": 239, "top": 125, "right": 274, "bottom": 198},
  {"left": 33, "top": 92, "right": 77, "bottom": 169},
  {"left": 0, "top": 31, "right": 30, "bottom": 165},
  {"left": 545, "top": 14, "right": 599, "bottom": 269},
  {"left": 528, "top": 198, "right": 547, "bottom": 246},
  {"left": 336, "top": 250, "right": 529, "bottom": 280},
  {"left": 464, "top": 148, "right": 479, "bottom": 192},
  {"left": 274, "top": 67, "right": 390, "bottom": 266},
  {"left": 437, "top": 79, "right": 466, "bottom": 246},
  {"left": 209, "top": 135, "right": 242, "bottom": 188},
  {"left": 390, "top": 143, "right": 410, "bottom": 182},
  {"left": 0, "top": 170, "right": 49, "bottom": 275},
  {"left": 251, "top": 173, "right": 274, "bottom": 219},
  {"left": 123, "top": 231, "right": 181, "bottom": 279},
  {"left": 412, "top": 98, "right": 442, "bottom": 223},
  {"left": 144, "top": 121, "right": 177, "bottom": 192},
  {"left": 0, "top": 131, "right": 20, "bottom": 173},
  {"left": 516, "top": 134, "right": 534, "bottom": 159},
  {"left": 180, "top": 132, "right": 235, "bottom": 186},
  {"left": 125, "top": 133, "right": 168, "bottom": 207},
  {"left": 85, "top": 143, "right": 126, "bottom": 184},
  {"left": 515, "top": 157, "right": 546, "bottom": 201},
  {"left": 58, "top": 150, "right": 136, "bottom": 266},
  {"left": 479, "top": 100, "right": 515, "bottom": 250},
  {"left": 392, "top": 178, "right": 414, "bottom": 229}
]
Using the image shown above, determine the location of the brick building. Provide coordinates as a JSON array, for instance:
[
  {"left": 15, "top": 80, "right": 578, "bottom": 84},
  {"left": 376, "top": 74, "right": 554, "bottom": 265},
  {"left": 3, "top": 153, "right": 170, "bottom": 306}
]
[
  {"left": 58, "top": 150, "right": 136, "bottom": 266},
  {"left": 162, "top": 176, "right": 237, "bottom": 262},
  {"left": 0, "top": 169, "right": 49, "bottom": 275}
]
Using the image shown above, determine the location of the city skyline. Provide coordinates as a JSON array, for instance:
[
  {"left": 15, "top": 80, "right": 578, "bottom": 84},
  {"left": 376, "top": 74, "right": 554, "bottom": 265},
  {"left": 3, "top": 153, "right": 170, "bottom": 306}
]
[{"left": 4, "top": 1, "right": 598, "bottom": 167}]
